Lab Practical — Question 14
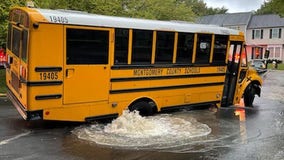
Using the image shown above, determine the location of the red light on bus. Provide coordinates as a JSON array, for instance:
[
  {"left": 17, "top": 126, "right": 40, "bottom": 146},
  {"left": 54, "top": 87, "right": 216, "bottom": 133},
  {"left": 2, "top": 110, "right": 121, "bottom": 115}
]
[
  {"left": 20, "top": 65, "right": 27, "bottom": 79},
  {"left": 0, "top": 49, "right": 5, "bottom": 62},
  {"left": 45, "top": 111, "right": 50, "bottom": 116}
]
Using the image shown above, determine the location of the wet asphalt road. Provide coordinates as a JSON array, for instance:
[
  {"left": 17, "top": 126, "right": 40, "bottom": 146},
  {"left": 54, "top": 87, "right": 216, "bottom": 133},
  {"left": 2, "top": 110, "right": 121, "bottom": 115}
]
[{"left": 1, "top": 70, "right": 284, "bottom": 160}]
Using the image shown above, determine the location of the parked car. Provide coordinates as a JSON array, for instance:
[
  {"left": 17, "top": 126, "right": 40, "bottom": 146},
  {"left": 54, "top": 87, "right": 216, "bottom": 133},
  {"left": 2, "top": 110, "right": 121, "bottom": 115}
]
[
  {"left": 0, "top": 48, "right": 6, "bottom": 69},
  {"left": 251, "top": 59, "right": 267, "bottom": 74}
]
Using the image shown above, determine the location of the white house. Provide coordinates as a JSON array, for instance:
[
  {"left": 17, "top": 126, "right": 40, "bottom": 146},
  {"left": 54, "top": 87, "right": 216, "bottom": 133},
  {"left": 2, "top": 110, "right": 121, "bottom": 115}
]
[
  {"left": 198, "top": 13, "right": 284, "bottom": 62},
  {"left": 246, "top": 14, "right": 284, "bottom": 62}
]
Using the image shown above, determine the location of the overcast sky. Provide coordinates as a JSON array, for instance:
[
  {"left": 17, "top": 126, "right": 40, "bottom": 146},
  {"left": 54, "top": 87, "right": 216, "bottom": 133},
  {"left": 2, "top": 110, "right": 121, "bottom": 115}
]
[{"left": 203, "top": 0, "right": 264, "bottom": 13}]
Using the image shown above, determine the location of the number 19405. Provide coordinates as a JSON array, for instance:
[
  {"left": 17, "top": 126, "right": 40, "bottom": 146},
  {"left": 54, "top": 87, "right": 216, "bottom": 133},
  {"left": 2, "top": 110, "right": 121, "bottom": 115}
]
[
  {"left": 49, "top": 16, "right": 68, "bottom": 24},
  {"left": 39, "top": 72, "right": 59, "bottom": 80}
]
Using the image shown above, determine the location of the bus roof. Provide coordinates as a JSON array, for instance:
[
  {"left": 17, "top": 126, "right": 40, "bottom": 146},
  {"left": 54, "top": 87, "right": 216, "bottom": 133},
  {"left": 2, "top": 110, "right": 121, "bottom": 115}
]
[{"left": 29, "top": 8, "right": 240, "bottom": 35}]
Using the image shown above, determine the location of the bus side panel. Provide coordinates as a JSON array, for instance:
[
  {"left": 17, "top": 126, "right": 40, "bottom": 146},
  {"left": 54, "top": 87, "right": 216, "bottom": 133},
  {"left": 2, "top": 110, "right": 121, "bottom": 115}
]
[
  {"left": 109, "top": 85, "right": 224, "bottom": 114},
  {"left": 109, "top": 67, "right": 226, "bottom": 114},
  {"left": 27, "top": 23, "right": 64, "bottom": 112}
]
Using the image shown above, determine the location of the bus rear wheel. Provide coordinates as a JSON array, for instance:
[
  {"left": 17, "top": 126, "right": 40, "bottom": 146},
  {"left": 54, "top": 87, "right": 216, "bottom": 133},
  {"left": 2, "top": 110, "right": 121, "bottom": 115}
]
[
  {"left": 244, "top": 84, "right": 256, "bottom": 107},
  {"left": 129, "top": 101, "right": 154, "bottom": 116}
]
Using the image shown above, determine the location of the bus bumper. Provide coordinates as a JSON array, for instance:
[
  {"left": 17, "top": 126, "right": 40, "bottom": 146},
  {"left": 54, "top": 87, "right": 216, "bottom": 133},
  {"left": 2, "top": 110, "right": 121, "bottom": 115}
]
[{"left": 7, "top": 89, "right": 43, "bottom": 121}]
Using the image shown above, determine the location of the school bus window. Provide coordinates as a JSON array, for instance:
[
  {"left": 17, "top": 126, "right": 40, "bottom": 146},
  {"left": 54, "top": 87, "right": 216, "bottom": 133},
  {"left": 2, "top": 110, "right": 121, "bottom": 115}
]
[
  {"left": 176, "top": 32, "right": 194, "bottom": 64},
  {"left": 229, "top": 44, "right": 234, "bottom": 62},
  {"left": 12, "top": 27, "right": 21, "bottom": 57},
  {"left": 235, "top": 45, "right": 241, "bottom": 63},
  {"left": 7, "top": 24, "right": 12, "bottom": 50},
  {"left": 132, "top": 29, "right": 153, "bottom": 64},
  {"left": 66, "top": 28, "right": 109, "bottom": 64},
  {"left": 212, "top": 35, "right": 228, "bottom": 63},
  {"left": 241, "top": 51, "right": 247, "bottom": 67},
  {"left": 114, "top": 28, "right": 129, "bottom": 64},
  {"left": 20, "top": 12, "right": 29, "bottom": 27},
  {"left": 22, "top": 29, "right": 28, "bottom": 62},
  {"left": 12, "top": 11, "right": 20, "bottom": 22},
  {"left": 196, "top": 34, "right": 212, "bottom": 64},
  {"left": 155, "top": 31, "right": 174, "bottom": 63}
]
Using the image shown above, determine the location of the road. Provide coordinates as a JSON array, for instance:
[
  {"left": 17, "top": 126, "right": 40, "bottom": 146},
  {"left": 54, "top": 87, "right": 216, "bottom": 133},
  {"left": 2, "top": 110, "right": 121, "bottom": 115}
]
[{"left": 1, "top": 70, "right": 284, "bottom": 160}]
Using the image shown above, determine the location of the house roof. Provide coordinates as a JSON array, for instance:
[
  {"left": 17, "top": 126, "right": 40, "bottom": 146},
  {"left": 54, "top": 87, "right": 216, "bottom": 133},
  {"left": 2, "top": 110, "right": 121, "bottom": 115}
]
[
  {"left": 197, "top": 12, "right": 252, "bottom": 26},
  {"left": 248, "top": 14, "right": 284, "bottom": 29}
]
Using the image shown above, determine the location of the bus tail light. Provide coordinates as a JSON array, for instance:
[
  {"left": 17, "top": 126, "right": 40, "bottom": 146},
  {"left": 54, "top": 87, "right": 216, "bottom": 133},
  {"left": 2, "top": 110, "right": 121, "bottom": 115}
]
[{"left": 20, "top": 65, "right": 27, "bottom": 79}]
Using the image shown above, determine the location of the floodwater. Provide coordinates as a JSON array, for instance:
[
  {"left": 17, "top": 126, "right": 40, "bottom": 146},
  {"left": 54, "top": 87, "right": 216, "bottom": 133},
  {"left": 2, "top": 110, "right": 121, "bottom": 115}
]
[
  {"left": 70, "top": 70, "right": 284, "bottom": 158},
  {"left": 72, "top": 110, "right": 212, "bottom": 150},
  {"left": 72, "top": 107, "right": 256, "bottom": 154}
]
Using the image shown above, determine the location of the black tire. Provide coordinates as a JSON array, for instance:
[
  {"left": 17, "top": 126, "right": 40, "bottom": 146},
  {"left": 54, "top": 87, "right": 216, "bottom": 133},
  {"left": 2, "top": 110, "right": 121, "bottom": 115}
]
[
  {"left": 244, "top": 84, "right": 256, "bottom": 107},
  {"left": 129, "top": 101, "right": 154, "bottom": 116}
]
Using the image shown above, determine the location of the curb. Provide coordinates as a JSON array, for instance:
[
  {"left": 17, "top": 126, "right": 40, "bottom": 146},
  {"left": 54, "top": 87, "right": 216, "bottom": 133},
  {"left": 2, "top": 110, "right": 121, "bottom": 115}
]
[{"left": 0, "top": 93, "right": 6, "bottom": 97}]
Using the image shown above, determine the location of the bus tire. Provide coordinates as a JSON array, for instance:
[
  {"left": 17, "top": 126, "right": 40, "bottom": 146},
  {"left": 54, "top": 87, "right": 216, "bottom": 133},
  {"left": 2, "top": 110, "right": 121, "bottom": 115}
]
[
  {"left": 244, "top": 84, "right": 256, "bottom": 107},
  {"left": 129, "top": 101, "right": 154, "bottom": 116}
]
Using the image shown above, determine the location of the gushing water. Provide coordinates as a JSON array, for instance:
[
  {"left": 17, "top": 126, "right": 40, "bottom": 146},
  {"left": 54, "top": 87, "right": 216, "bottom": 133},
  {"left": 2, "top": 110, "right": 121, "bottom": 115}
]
[{"left": 72, "top": 110, "right": 211, "bottom": 149}]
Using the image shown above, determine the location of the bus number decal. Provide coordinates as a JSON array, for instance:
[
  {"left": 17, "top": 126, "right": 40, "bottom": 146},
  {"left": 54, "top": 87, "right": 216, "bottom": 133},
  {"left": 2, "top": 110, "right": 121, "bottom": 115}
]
[
  {"left": 49, "top": 16, "right": 68, "bottom": 24},
  {"left": 40, "top": 72, "right": 58, "bottom": 80}
]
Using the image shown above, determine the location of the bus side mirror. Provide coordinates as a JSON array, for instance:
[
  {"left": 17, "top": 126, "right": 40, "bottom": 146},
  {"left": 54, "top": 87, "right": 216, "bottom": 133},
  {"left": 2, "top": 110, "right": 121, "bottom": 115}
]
[{"left": 264, "top": 50, "right": 270, "bottom": 59}]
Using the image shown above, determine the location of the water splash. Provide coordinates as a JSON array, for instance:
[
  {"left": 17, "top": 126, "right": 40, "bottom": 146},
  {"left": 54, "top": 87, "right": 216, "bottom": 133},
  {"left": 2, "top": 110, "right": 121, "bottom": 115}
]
[{"left": 72, "top": 110, "right": 211, "bottom": 149}]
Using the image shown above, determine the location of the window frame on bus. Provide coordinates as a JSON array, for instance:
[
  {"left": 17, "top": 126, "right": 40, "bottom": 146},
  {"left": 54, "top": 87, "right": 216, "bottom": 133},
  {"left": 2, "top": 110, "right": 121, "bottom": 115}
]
[
  {"left": 176, "top": 32, "right": 195, "bottom": 64},
  {"left": 11, "top": 26, "right": 22, "bottom": 58},
  {"left": 65, "top": 26, "right": 110, "bottom": 65},
  {"left": 194, "top": 34, "right": 213, "bottom": 64},
  {"left": 114, "top": 28, "right": 129, "bottom": 65},
  {"left": 154, "top": 31, "right": 175, "bottom": 64},
  {"left": 131, "top": 29, "right": 153, "bottom": 65},
  {"left": 112, "top": 29, "right": 230, "bottom": 68}
]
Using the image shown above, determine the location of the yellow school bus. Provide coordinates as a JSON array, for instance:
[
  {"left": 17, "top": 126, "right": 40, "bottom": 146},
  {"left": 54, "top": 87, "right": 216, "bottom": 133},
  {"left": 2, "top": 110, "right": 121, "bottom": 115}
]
[{"left": 5, "top": 6, "right": 262, "bottom": 122}]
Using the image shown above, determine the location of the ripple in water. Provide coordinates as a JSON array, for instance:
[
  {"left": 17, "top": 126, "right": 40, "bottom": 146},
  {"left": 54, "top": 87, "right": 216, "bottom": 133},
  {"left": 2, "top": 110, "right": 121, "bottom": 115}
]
[{"left": 72, "top": 110, "right": 211, "bottom": 149}]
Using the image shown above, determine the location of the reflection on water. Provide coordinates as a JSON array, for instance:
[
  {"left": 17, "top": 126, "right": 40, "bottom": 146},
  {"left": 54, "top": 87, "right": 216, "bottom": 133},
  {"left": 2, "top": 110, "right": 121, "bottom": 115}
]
[
  {"left": 72, "top": 110, "right": 211, "bottom": 150},
  {"left": 234, "top": 99, "right": 248, "bottom": 144}
]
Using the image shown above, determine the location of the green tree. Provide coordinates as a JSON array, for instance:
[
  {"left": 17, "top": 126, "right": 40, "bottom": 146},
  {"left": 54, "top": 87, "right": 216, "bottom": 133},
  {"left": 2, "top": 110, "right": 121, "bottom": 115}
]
[
  {"left": 205, "top": 6, "right": 228, "bottom": 15},
  {"left": 122, "top": 0, "right": 195, "bottom": 21},
  {"left": 177, "top": 0, "right": 227, "bottom": 16},
  {"left": 0, "top": 0, "right": 25, "bottom": 46},
  {"left": 0, "top": 0, "right": 228, "bottom": 46},
  {"left": 256, "top": 0, "right": 284, "bottom": 17}
]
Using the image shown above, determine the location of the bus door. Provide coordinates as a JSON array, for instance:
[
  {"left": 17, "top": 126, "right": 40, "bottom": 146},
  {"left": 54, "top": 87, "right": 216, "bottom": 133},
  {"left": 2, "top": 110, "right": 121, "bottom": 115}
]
[
  {"left": 221, "top": 42, "right": 243, "bottom": 107},
  {"left": 7, "top": 24, "right": 29, "bottom": 100},
  {"left": 63, "top": 27, "right": 111, "bottom": 104}
]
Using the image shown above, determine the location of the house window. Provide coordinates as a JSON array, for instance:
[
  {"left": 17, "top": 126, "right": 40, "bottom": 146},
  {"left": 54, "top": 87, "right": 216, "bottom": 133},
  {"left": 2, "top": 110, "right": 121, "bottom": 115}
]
[
  {"left": 268, "top": 47, "right": 274, "bottom": 58},
  {"left": 267, "top": 46, "right": 282, "bottom": 59},
  {"left": 252, "top": 29, "right": 263, "bottom": 39},
  {"left": 251, "top": 47, "right": 263, "bottom": 59},
  {"left": 270, "top": 28, "right": 282, "bottom": 39},
  {"left": 275, "top": 47, "right": 281, "bottom": 58}
]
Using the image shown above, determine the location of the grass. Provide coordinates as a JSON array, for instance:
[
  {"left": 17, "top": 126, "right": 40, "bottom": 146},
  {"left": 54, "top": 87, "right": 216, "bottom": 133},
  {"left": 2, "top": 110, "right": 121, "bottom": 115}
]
[
  {"left": 0, "top": 69, "right": 6, "bottom": 94},
  {"left": 267, "top": 63, "right": 284, "bottom": 70}
]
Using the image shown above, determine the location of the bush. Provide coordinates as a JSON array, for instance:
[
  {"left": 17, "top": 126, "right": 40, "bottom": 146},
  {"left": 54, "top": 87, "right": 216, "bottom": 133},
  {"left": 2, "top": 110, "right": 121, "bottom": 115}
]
[
  {"left": 267, "top": 59, "right": 282, "bottom": 64},
  {"left": 0, "top": 69, "right": 6, "bottom": 94}
]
